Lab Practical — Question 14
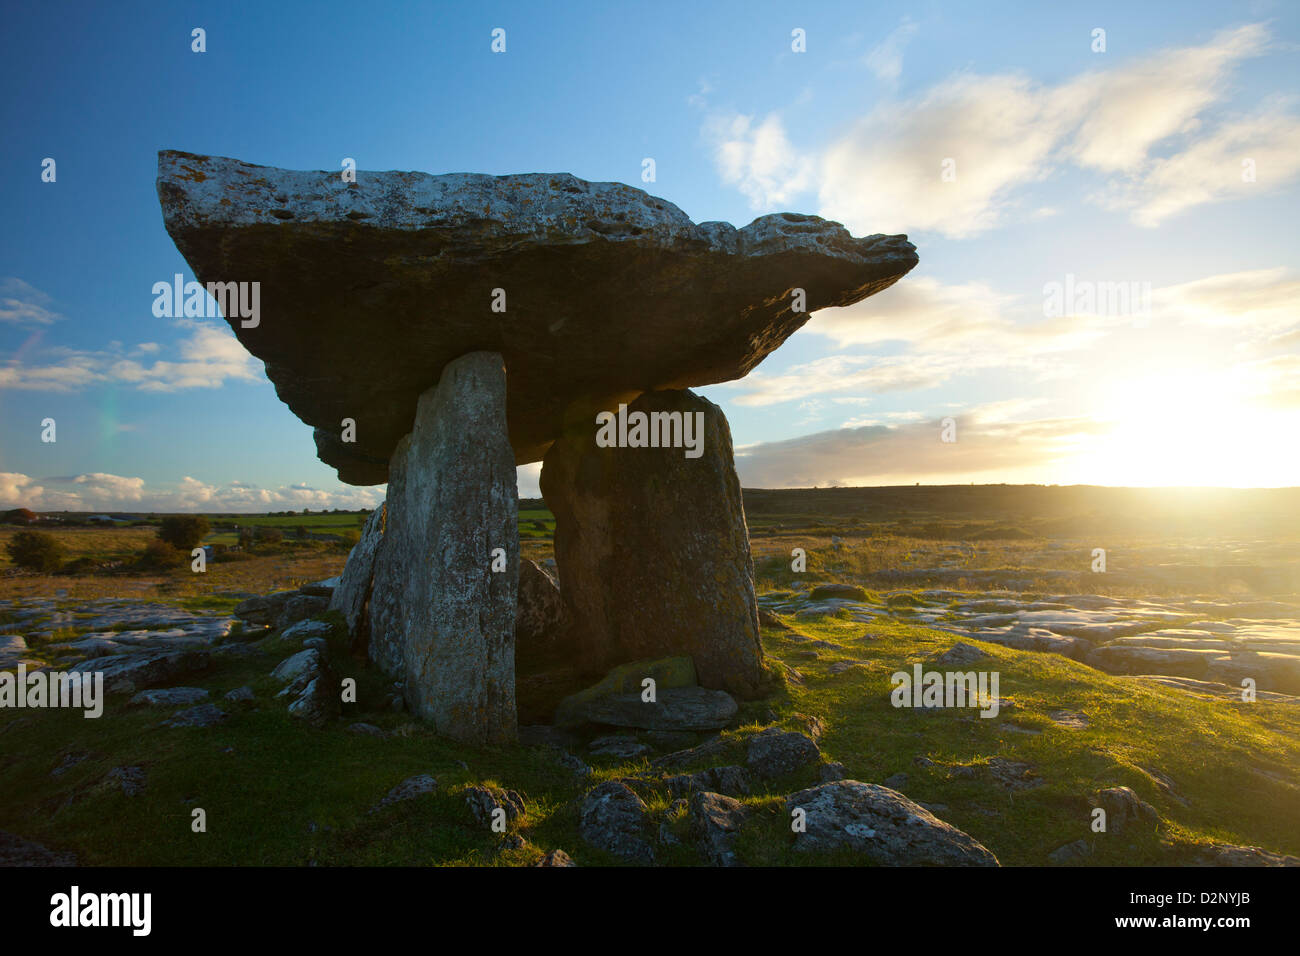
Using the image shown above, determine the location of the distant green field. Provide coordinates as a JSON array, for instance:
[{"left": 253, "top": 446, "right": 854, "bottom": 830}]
[{"left": 203, "top": 513, "right": 368, "bottom": 529}]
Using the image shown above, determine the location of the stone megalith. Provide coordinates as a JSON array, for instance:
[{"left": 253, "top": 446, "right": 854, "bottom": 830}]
[
  {"left": 366, "top": 352, "right": 518, "bottom": 744},
  {"left": 541, "top": 389, "right": 765, "bottom": 697},
  {"left": 156, "top": 150, "right": 921, "bottom": 736},
  {"left": 155, "top": 150, "right": 918, "bottom": 483}
]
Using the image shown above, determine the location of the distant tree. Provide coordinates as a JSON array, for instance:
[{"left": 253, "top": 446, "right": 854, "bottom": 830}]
[
  {"left": 295, "top": 525, "right": 309, "bottom": 540},
  {"left": 237, "top": 526, "right": 255, "bottom": 549},
  {"left": 2, "top": 508, "right": 38, "bottom": 525},
  {"left": 157, "top": 515, "right": 210, "bottom": 551},
  {"left": 5, "top": 530, "right": 66, "bottom": 572},
  {"left": 256, "top": 526, "right": 284, "bottom": 545}
]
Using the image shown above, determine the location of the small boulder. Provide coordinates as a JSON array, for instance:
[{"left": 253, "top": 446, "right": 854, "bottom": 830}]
[
  {"left": 579, "top": 781, "right": 654, "bottom": 863},
  {"left": 1095, "top": 786, "right": 1160, "bottom": 833},
  {"left": 747, "top": 729, "right": 821, "bottom": 779},
  {"left": 785, "top": 780, "right": 999, "bottom": 866},
  {"left": 535, "top": 849, "right": 577, "bottom": 867},
  {"left": 233, "top": 591, "right": 294, "bottom": 626},
  {"left": 371, "top": 774, "right": 438, "bottom": 813},
  {"left": 276, "top": 595, "right": 330, "bottom": 630},
  {"left": 690, "top": 791, "right": 747, "bottom": 867},
  {"left": 465, "top": 786, "right": 527, "bottom": 828}
]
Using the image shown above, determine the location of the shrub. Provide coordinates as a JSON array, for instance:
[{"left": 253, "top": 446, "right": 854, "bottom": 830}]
[
  {"left": 338, "top": 529, "right": 361, "bottom": 548},
  {"left": 4, "top": 530, "right": 66, "bottom": 571},
  {"left": 256, "top": 527, "right": 284, "bottom": 545},
  {"left": 137, "top": 539, "right": 186, "bottom": 570},
  {"left": 157, "top": 515, "right": 210, "bottom": 551},
  {"left": 2, "top": 507, "right": 38, "bottom": 525}
]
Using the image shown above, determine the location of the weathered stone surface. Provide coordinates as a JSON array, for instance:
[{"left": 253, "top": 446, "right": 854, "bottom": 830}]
[
  {"left": 1095, "top": 786, "right": 1160, "bottom": 833},
  {"left": 128, "top": 687, "right": 209, "bottom": 708},
  {"left": 578, "top": 781, "right": 654, "bottom": 863},
  {"left": 542, "top": 389, "right": 765, "bottom": 696},
  {"left": 785, "top": 780, "right": 999, "bottom": 866},
  {"left": 747, "top": 729, "right": 821, "bottom": 779},
  {"left": 1190, "top": 843, "right": 1300, "bottom": 866},
  {"left": 554, "top": 656, "right": 697, "bottom": 726},
  {"left": 516, "top": 558, "right": 570, "bottom": 670},
  {"left": 367, "top": 353, "right": 518, "bottom": 744},
  {"left": 277, "top": 594, "right": 329, "bottom": 630},
  {"left": 233, "top": 591, "right": 294, "bottom": 626},
  {"left": 662, "top": 765, "right": 751, "bottom": 798},
  {"left": 71, "top": 649, "right": 210, "bottom": 695},
  {"left": 157, "top": 150, "right": 918, "bottom": 483},
  {"left": 560, "top": 687, "right": 738, "bottom": 732},
  {"left": 535, "top": 848, "right": 577, "bottom": 867},
  {"left": 371, "top": 774, "right": 438, "bottom": 813},
  {"left": 690, "top": 791, "right": 747, "bottom": 867},
  {"left": 329, "top": 505, "right": 385, "bottom": 646},
  {"left": 465, "top": 786, "right": 526, "bottom": 828}
]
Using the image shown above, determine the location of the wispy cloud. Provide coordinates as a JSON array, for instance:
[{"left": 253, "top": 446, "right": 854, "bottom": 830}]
[
  {"left": 704, "top": 23, "right": 1299, "bottom": 236},
  {"left": 0, "top": 278, "right": 62, "bottom": 325},
  {"left": 0, "top": 320, "right": 263, "bottom": 392}
]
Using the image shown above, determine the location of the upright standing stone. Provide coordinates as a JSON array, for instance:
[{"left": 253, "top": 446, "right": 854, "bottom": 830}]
[
  {"left": 541, "top": 388, "right": 764, "bottom": 698},
  {"left": 329, "top": 503, "right": 385, "bottom": 653},
  {"left": 367, "top": 352, "right": 519, "bottom": 744}
]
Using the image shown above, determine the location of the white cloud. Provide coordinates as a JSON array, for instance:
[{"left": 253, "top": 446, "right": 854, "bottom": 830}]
[
  {"left": 703, "top": 111, "right": 814, "bottom": 211},
  {"left": 709, "top": 23, "right": 1296, "bottom": 236},
  {"left": 0, "top": 472, "right": 385, "bottom": 513},
  {"left": 864, "top": 17, "right": 918, "bottom": 82},
  {"left": 0, "top": 320, "right": 263, "bottom": 392},
  {"left": 0, "top": 278, "right": 62, "bottom": 325}
]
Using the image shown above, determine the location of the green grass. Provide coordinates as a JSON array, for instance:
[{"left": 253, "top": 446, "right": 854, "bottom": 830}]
[{"left": 2, "top": 604, "right": 1296, "bottom": 866}]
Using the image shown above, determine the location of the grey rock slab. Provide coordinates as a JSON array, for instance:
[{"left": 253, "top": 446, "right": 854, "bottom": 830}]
[
  {"left": 157, "top": 150, "right": 918, "bottom": 481},
  {"left": 281, "top": 619, "right": 334, "bottom": 642},
  {"left": 785, "top": 780, "right": 998, "bottom": 866},
  {"left": 371, "top": 774, "right": 438, "bottom": 813},
  {"left": 329, "top": 506, "right": 385, "bottom": 639},
  {"left": 70, "top": 649, "right": 210, "bottom": 695},
  {"left": 564, "top": 687, "right": 738, "bottom": 732},
  {"left": 129, "top": 687, "right": 210, "bottom": 708}
]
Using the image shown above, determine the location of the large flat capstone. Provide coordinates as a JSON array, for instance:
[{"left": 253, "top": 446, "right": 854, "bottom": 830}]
[
  {"left": 156, "top": 150, "right": 918, "bottom": 483},
  {"left": 366, "top": 351, "right": 518, "bottom": 744}
]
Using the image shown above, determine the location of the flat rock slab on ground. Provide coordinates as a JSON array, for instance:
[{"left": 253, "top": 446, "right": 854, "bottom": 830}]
[{"left": 561, "top": 687, "right": 738, "bottom": 732}]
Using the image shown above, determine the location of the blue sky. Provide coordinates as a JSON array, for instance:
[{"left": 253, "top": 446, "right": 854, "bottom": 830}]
[{"left": 2, "top": 0, "right": 1298, "bottom": 511}]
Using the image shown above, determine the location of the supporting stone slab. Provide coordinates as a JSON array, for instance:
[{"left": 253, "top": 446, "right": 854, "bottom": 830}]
[
  {"left": 366, "top": 351, "right": 519, "bottom": 744},
  {"left": 540, "top": 388, "right": 765, "bottom": 698}
]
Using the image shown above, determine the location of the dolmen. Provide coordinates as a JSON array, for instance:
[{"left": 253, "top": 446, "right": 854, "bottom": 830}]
[{"left": 157, "top": 149, "right": 919, "bottom": 744}]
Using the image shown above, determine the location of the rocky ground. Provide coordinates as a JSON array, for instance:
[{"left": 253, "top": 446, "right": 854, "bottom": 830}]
[{"left": 2, "top": 559, "right": 1298, "bottom": 867}]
